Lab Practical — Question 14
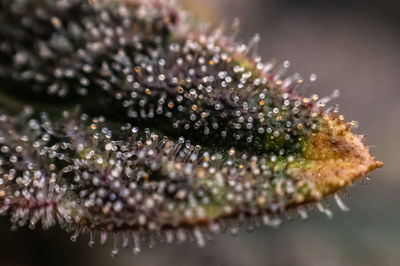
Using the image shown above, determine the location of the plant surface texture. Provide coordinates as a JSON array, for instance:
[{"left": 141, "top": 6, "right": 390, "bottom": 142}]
[{"left": 0, "top": 0, "right": 382, "bottom": 256}]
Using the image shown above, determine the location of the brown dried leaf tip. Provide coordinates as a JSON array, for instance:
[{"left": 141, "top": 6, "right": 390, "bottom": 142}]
[{"left": 0, "top": 0, "right": 382, "bottom": 256}]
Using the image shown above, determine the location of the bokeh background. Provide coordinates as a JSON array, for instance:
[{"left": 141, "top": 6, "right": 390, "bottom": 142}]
[{"left": 1, "top": 0, "right": 398, "bottom": 265}]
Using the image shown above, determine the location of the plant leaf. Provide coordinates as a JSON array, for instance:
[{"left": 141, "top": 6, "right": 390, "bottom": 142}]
[{"left": 0, "top": 0, "right": 382, "bottom": 254}]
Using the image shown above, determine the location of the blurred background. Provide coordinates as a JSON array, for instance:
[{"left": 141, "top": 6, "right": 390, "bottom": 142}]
[{"left": 0, "top": 0, "right": 398, "bottom": 265}]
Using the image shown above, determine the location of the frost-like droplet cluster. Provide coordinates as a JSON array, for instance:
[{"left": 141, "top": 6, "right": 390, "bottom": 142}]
[{"left": 0, "top": 0, "right": 382, "bottom": 256}]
